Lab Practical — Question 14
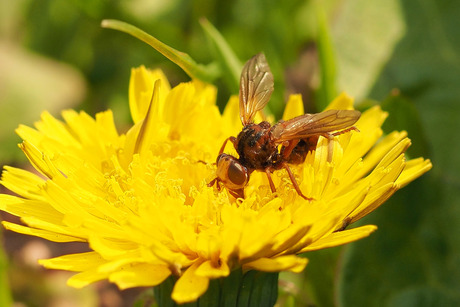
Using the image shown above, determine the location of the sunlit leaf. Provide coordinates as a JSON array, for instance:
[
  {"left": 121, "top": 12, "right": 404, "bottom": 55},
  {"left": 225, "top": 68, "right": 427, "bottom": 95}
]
[
  {"left": 332, "top": 0, "right": 405, "bottom": 100},
  {"left": 101, "top": 19, "right": 220, "bottom": 83}
]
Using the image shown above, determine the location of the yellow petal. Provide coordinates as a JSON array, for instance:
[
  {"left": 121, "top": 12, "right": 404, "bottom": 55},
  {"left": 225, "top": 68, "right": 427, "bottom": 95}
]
[
  {"left": 67, "top": 269, "right": 109, "bottom": 288},
  {"left": 396, "top": 158, "right": 432, "bottom": 188},
  {"left": 134, "top": 79, "right": 166, "bottom": 155},
  {"left": 19, "top": 141, "right": 59, "bottom": 179},
  {"left": 354, "top": 131, "right": 407, "bottom": 179},
  {"left": 299, "top": 225, "right": 377, "bottom": 253},
  {"left": 349, "top": 183, "right": 397, "bottom": 223},
  {"left": 270, "top": 225, "right": 311, "bottom": 257},
  {"left": 0, "top": 166, "right": 45, "bottom": 199},
  {"left": 34, "top": 111, "right": 78, "bottom": 145},
  {"left": 2, "top": 221, "right": 85, "bottom": 242},
  {"left": 129, "top": 66, "right": 170, "bottom": 123},
  {"left": 172, "top": 261, "right": 210, "bottom": 304},
  {"left": 325, "top": 92, "right": 354, "bottom": 110},
  {"left": 195, "top": 259, "right": 230, "bottom": 278},
  {"left": 88, "top": 235, "right": 139, "bottom": 259},
  {"left": 282, "top": 94, "right": 304, "bottom": 120},
  {"left": 243, "top": 255, "right": 308, "bottom": 273},
  {"left": 0, "top": 195, "right": 63, "bottom": 224},
  {"left": 110, "top": 263, "right": 171, "bottom": 289},
  {"left": 39, "top": 252, "right": 105, "bottom": 271}
]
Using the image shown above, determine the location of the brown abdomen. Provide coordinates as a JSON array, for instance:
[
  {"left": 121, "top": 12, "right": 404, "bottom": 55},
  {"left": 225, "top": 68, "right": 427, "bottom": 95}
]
[{"left": 287, "top": 136, "right": 319, "bottom": 164}]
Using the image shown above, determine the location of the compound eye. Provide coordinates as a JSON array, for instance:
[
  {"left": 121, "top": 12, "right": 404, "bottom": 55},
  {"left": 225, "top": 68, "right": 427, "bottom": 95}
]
[{"left": 227, "top": 161, "right": 248, "bottom": 186}]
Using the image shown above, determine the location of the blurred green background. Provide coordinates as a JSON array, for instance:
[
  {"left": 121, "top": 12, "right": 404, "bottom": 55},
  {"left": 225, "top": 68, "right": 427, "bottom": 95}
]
[{"left": 1, "top": 0, "right": 459, "bottom": 306}]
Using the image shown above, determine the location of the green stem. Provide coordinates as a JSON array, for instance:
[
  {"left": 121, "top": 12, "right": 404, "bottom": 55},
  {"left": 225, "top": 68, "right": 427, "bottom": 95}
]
[{"left": 101, "top": 19, "right": 219, "bottom": 82}]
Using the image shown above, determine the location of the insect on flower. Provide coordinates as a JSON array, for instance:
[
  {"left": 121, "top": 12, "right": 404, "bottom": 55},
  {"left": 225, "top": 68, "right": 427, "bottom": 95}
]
[{"left": 208, "top": 53, "right": 361, "bottom": 200}]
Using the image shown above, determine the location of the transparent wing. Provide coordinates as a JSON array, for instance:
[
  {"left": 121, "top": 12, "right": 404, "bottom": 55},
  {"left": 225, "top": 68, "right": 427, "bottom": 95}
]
[
  {"left": 271, "top": 109, "right": 361, "bottom": 143},
  {"left": 239, "top": 53, "right": 274, "bottom": 126}
]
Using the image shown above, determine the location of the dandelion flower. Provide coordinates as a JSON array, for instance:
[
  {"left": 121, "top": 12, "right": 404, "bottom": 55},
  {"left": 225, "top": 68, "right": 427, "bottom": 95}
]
[{"left": 0, "top": 65, "right": 432, "bottom": 304}]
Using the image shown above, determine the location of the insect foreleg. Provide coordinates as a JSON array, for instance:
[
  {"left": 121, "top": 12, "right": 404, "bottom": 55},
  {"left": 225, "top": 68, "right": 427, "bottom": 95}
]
[
  {"left": 207, "top": 177, "right": 220, "bottom": 189},
  {"left": 228, "top": 188, "right": 245, "bottom": 199},
  {"left": 264, "top": 169, "right": 277, "bottom": 193},
  {"left": 218, "top": 136, "right": 237, "bottom": 155}
]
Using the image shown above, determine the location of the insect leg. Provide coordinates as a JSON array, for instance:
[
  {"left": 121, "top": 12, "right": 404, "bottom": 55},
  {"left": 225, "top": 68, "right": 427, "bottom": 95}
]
[
  {"left": 207, "top": 177, "right": 221, "bottom": 190},
  {"left": 280, "top": 139, "right": 300, "bottom": 160},
  {"left": 331, "top": 126, "right": 359, "bottom": 137},
  {"left": 282, "top": 163, "right": 313, "bottom": 201},
  {"left": 218, "top": 136, "right": 237, "bottom": 155},
  {"left": 327, "top": 138, "right": 334, "bottom": 163},
  {"left": 264, "top": 169, "right": 277, "bottom": 193},
  {"left": 322, "top": 126, "right": 359, "bottom": 162},
  {"left": 228, "top": 188, "right": 245, "bottom": 199}
]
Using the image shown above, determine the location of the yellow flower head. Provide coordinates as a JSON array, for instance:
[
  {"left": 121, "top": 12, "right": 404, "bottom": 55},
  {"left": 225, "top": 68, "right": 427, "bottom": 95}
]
[{"left": 0, "top": 66, "right": 431, "bottom": 304}]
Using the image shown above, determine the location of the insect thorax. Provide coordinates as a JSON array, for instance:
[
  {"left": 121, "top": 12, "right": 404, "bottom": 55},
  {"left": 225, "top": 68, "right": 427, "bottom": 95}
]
[{"left": 236, "top": 122, "right": 279, "bottom": 170}]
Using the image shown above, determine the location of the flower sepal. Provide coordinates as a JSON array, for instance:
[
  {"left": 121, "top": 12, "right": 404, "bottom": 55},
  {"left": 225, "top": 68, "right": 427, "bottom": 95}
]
[{"left": 153, "top": 268, "right": 279, "bottom": 307}]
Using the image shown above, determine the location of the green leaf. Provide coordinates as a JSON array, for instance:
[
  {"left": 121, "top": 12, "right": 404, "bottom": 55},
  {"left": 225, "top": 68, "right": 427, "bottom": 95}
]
[
  {"left": 101, "top": 19, "right": 220, "bottom": 83},
  {"left": 338, "top": 0, "right": 460, "bottom": 306},
  {"left": 315, "top": 5, "right": 337, "bottom": 110},
  {"left": 199, "top": 18, "right": 242, "bottom": 93},
  {"left": 331, "top": 0, "right": 405, "bottom": 100}
]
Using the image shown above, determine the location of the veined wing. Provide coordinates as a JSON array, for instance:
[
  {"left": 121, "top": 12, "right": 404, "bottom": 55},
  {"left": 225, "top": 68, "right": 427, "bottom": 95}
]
[
  {"left": 271, "top": 109, "right": 361, "bottom": 143},
  {"left": 239, "top": 53, "right": 274, "bottom": 126}
]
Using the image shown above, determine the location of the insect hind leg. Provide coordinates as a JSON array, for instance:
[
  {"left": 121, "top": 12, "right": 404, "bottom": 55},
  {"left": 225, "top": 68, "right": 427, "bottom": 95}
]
[
  {"left": 282, "top": 163, "right": 313, "bottom": 201},
  {"left": 321, "top": 126, "right": 359, "bottom": 162},
  {"left": 331, "top": 126, "right": 359, "bottom": 137}
]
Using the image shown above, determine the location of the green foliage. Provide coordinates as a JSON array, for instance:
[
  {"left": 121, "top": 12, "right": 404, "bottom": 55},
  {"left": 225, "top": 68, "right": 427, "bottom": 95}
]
[
  {"left": 381, "top": 93, "right": 431, "bottom": 158},
  {"left": 338, "top": 0, "right": 460, "bottom": 306}
]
